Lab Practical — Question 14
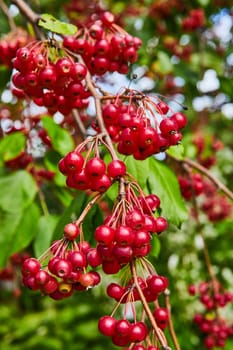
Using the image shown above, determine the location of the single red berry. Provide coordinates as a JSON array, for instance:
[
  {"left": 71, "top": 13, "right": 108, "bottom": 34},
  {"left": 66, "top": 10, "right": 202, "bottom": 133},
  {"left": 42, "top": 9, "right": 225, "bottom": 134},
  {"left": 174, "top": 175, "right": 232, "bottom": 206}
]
[
  {"left": 115, "top": 225, "right": 134, "bottom": 245},
  {"left": 67, "top": 250, "right": 87, "bottom": 270},
  {"left": 63, "top": 151, "right": 84, "bottom": 173},
  {"left": 129, "top": 322, "right": 148, "bottom": 343},
  {"left": 107, "top": 283, "right": 126, "bottom": 301},
  {"left": 54, "top": 258, "right": 72, "bottom": 278},
  {"left": 157, "top": 101, "right": 169, "bottom": 114},
  {"left": 91, "top": 174, "right": 112, "bottom": 193},
  {"left": 85, "top": 157, "right": 106, "bottom": 178},
  {"left": 115, "top": 319, "right": 131, "bottom": 336},
  {"left": 153, "top": 307, "right": 169, "bottom": 330},
  {"left": 63, "top": 223, "right": 80, "bottom": 240},
  {"left": 79, "top": 272, "right": 95, "bottom": 287},
  {"left": 107, "top": 160, "right": 126, "bottom": 178},
  {"left": 22, "top": 258, "right": 41, "bottom": 276},
  {"left": 34, "top": 270, "right": 50, "bottom": 286},
  {"left": 155, "top": 217, "right": 168, "bottom": 233},
  {"left": 160, "top": 118, "right": 178, "bottom": 136},
  {"left": 170, "top": 112, "right": 187, "bottom": 129},
  {"left": 94, "top": 225, "right": 115, "bottom": 245},
  {"left": 98, "top": 316, "right": 117, "bottom": 336}
]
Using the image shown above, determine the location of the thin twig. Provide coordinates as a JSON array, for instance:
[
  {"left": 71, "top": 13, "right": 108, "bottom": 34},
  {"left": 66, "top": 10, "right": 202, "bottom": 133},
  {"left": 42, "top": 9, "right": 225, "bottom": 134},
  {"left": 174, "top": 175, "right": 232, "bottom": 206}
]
[
  {"left": 72, "top": 109, "right": 87, "bottom": 138},
  {"left": 11, "top": 0, "right": 44, "bottom": 40},
  {"left": 164, "top": 290, "right": 181, "bottom": 350},
  {"left": 0, "top": 0, "right": 16, "bottom": 30},
  {"left": 167, "top": 154, "right": 233, "bottom": 201}
]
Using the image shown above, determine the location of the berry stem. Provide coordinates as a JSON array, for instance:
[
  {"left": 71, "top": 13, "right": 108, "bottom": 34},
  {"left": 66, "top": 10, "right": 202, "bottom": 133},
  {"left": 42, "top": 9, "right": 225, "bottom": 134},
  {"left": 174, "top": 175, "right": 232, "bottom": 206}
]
[
  {"left": 37, "top": 187, "right": 49, "bottom": 216},
  {"left": 130, "top": 259, "right": 171, "bottom": 350},
  {"left": 74, "top": 192, "right": 102, "bottom": 226}
]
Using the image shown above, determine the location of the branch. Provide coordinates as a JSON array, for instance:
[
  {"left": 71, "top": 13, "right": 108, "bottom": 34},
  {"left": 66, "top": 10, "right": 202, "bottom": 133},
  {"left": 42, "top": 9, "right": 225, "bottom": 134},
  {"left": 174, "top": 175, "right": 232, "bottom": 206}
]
[
  {"left": 11, "top": 0, "right": 44, "bottom": 39},
  {"left": 0, "top": 0, "right": 16, "bottom": 30},
  {"left": 164, "top": 290, "right": 181, "bottom": 350},
  {"left": 168, "top": 154, "right": 233, "bottom": 201}
]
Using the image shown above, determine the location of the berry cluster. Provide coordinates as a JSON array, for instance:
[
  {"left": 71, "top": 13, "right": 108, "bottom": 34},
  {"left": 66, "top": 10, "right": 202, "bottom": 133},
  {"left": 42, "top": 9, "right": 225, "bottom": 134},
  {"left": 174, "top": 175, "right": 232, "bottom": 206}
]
[
  {"left": 12, "top": 45, "right": 89, "bottom": 115},
  {"left": 92, "top": 192, "right": 167, "bottom": 274},
  {"left": 0, "top": 252, "right": 30, "bottom": 297},
  {"left": 63, "top": 11, "right": 142, "bottom": 75},
  {"left": 98, "top": 316, "right": 149, "bottom": 347},
  {"left": 58, "top": 135, "right": 127, "bottom": 193},
  {"left": 193, "top": 133, "right": 223, "bottom": 169},
  {"left": 178, "top": 173, "right": 204, "bottom": 200},
  {"left": 92, "top": 98, "right": 187, "bottom": 160},
  {"left": 107, "top": 274, "right": 168, "bottom": 304},
  {"left": 189, "top": 281, "right": 233, "bottom": 349},
  {"left": 0, "top": 28, "right": 31, "bottom": 68},
  {"left": 22, "top": 237, "right": 101, "bottom": 300},
  {"left": 163, "top": 36, "right": 193, "bottom": 61},
  {"left": 181, "top": 9, "right": 205, "bottom": 32},
  {"left": 178, "top": 170, "right": 232, "bottom": 222},
  {"left": 98, "top": 274, "right": 169, "bottom": 348}
]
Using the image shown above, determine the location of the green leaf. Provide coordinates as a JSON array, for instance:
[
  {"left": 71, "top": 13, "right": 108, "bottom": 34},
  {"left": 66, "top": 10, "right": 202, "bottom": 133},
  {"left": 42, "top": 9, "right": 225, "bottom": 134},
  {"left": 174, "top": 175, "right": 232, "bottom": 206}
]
[
  {"left": 0, "top": 171, "right": 38, "bottom": 212},
  {"left": 0, "top": 204, "right": 40, "bottom": 267},
  {"left": 197, "top": 0, "right": 210, "bottom": 5},
  {"left": 53, "top": 192, "right": 88, "bottom": 241},
  {"left": 34, "top": 214, "right": 59, "bottom": 257},
  {"left": 44, "top": 150, "right": 67, "bottom": 186},
  {"left": 149, "top": 235, "right": 161, "bottom": 258},
  {"left": 82, "top": 204, "right": 103, "bottom": 243},
  {"left": 0, "top": 132, "right": 26, "bottom": 164},
  {"left": 157, "top": 51, "right": 173, "bottom": 74},
  {"left": 166, "top": 144, "right": 184, "bottom": 160},
  {"left": 38, "top": 13, "right": 77, "bottom": 35},
  {"left": 124, "top": 156, "right": 150, "bottom": 190},
  {"left": 148, "top": 158, "right": 188, "bottom": 227},
  {"left": 9, "top": 203, "right": 40, "bottom": 255},
  {"left": 42, "top": 116, "right": 74, "bottom": 156}
]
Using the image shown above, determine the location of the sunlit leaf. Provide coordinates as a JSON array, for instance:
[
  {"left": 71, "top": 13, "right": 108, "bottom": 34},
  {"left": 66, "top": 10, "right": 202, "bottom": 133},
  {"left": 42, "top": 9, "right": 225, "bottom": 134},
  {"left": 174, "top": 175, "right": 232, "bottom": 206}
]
[{"left": 38, "top": 13, "right": 77, "bottom": 35}]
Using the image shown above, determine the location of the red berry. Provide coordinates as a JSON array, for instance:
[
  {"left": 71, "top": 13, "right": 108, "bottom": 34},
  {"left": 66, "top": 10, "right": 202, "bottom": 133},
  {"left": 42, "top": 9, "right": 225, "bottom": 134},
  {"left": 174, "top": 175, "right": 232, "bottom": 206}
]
[
  {"left": 22, "top": 258, "right": 41, "bottom": 276},
  {"left": 98, "top": 316, "right": 117, "bottom": 336},
  {"left": 107, "top": 160, "right": 126, "bottom": 178},
  {"left": 94, "top": 225, "right": 115, "bottom": 245},
  {"left": 63, "top": 223, "right": 80, "bottom": 240}
]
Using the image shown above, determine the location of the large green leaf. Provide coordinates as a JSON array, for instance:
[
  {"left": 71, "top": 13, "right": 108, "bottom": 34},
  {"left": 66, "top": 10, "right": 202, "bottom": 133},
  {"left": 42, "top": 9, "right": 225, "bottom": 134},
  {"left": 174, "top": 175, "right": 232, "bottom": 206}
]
[
  {"left": 0, "top": 171, "right": 38, "bottom": 212},
  {"left": 124, "top": 156, "right": 150, "bottom": 190},
  {"left": 34, "top": 214, "right": 59, "bottom": 258},
  {"left": 38, "top": 13, "right": 77, "bottom": 35},
  {"left": 0, "top": 132, "right": 26, "bottom": 165},
  {"left": 8, "top": 203, "right": 40, "bottom": 255},
  {"left": 148, "top": 158, "right": 188, "bottom": 227},
  {"left": 42, "top": 116, "right": 74, "bottom": 156},
  {"left": 82, "top": 204, "right": 103, "bottom": 243},
  {"left": 157, "top": 51, "right": 173, "bottom": 74},
  {"left": 0, "top": 204, "right": 40, "bottom": 267},
  {"left": 166, "top": 144, "right": 184, "bottom": 160}
]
